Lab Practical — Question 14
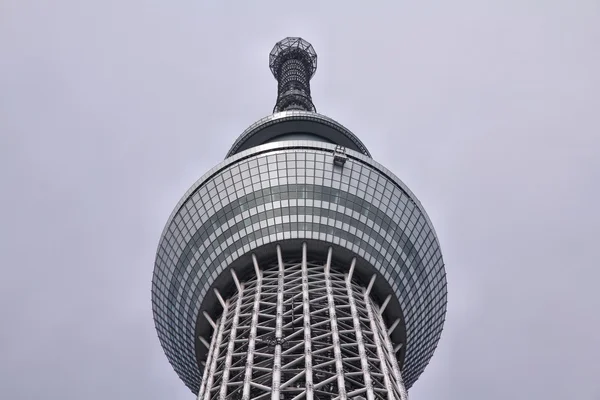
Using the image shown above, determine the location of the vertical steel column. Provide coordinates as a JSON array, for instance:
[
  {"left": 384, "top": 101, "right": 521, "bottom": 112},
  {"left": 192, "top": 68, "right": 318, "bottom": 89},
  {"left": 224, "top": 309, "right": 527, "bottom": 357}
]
[
  {"left": 345, "top": 259, "right": 375, "bottom": 400},
  {"left": 242, "top": 255, "right": 263, "bottom": 400},
  {"left": 324, "top": 247, "right": 347, "bottom": 399},
  {"left": 375, "top": 312, "right": 408, "bottom": 400},
  {"left": 198, "top": 329, "right": 219, "bottom": 400},
  {"left": 364, "top": 284, "right": 396, "bottom": 400},
  {"left": 200, "top": 300, "right": 230, "bottom": 400},
  {"left": 301, "top": 243, "right": 314, "bottom": 400},
  {"left": 198, "top": 244, "right": 409, "bottom": 400},
  {"left": 271, "top": 245, "right": 285, "bottom": 400},
  {"left": 219, "top": 283, "right": 245, "bottom": 400}
]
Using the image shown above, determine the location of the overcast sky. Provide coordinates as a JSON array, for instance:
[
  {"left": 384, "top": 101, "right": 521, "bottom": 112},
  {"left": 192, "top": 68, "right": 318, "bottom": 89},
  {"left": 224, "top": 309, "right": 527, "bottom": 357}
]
[{"left": 1, "top": 1, "right": 599, "bottom": 399}]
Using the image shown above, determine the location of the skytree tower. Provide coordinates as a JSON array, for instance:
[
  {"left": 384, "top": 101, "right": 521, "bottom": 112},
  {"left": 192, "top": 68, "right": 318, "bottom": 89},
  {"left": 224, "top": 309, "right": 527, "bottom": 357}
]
[{"left": 152, "top": 37, "right": 447, "bottom": 400}]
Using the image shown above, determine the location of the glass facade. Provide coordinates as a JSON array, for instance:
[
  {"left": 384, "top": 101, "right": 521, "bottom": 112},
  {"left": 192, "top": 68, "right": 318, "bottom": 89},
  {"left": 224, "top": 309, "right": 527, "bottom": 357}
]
[{"left": 152, "top": 140, "right": 447, "bottom": 394}]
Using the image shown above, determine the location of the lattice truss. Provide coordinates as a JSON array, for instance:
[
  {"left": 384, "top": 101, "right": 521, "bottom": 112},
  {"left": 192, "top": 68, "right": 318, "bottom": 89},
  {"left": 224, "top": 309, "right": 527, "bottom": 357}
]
[
  {"left": 199, "top": 245, "right": 409, "bottom": 400},
  {"left": 269, "top": 37, "right": 317, "bottom": 113}
]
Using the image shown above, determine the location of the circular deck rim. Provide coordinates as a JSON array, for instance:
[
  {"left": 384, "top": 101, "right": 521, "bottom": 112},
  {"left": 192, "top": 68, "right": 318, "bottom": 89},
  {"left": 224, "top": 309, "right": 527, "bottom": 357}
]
[
  {"left": 152, "top": 141, "right": 446, "bottom": 393},
  {"left": 225, "top": 111, "right": 372, "bottom": 158}
]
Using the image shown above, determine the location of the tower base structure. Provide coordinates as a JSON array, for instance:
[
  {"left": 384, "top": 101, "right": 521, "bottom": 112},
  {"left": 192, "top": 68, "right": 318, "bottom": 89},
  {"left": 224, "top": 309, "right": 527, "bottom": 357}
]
[{"left": 199, "top": 244, "right": 408, "bottom": 400}]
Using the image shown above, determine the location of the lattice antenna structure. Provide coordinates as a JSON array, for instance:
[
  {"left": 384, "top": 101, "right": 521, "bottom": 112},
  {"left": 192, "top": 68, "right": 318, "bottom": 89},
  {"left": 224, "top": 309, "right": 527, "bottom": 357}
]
[{"left": 269, "top": 37, "right": 318, "bottom": 113}]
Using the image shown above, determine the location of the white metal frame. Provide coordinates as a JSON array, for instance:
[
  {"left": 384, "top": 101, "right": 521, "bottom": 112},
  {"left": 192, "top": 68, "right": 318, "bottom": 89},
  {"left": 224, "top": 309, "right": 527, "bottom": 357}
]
[{"left": 198, "top": 245, "right": 408, "bottom": 400}]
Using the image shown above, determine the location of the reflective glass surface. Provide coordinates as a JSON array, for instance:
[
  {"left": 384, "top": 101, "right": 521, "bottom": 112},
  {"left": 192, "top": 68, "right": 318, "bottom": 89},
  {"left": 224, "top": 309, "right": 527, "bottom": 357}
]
[{"left": 152, "top": 141, "right": 447, "bottom": 393}]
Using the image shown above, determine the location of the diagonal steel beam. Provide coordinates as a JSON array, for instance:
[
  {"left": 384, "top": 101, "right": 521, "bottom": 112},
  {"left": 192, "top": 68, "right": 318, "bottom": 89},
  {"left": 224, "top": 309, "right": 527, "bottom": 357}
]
[
  {"left": 364, "top": 280, "right": 396, "bottom": 400},
  {"left": 199, "top": 298, "right": 229, "bottom": 400},
  {"left": 345, "top": 258, "right": 375, "bottom": 400},
  {"left": 219, "top": 285, "right": 245, "bottom": 400}
]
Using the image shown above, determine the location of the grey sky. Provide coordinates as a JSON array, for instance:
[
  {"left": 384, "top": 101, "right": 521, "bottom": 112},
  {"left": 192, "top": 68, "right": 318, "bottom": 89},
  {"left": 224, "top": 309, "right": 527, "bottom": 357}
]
[{"left": 1, "top": 1, "right": 599, "bottom": 399}]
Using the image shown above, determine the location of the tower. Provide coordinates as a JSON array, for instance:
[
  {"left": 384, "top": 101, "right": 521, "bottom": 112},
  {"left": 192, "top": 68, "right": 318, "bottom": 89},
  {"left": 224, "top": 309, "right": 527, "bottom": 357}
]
[{"left": 152, "top": 37, "right": 447, "bottom": 400}]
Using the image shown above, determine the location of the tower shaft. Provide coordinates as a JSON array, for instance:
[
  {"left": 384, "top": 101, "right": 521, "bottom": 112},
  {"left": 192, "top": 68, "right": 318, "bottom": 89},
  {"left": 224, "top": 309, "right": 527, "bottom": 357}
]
[
  {"left": 198, "top": 245, "right": 408, "bottom": 400},
  {"left": 151, "top": 37, "right": 447, "bottom": 400}
]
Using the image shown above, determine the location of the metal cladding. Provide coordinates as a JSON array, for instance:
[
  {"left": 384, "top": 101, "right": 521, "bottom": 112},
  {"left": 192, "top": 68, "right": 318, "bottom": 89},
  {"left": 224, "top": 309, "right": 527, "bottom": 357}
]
[
  {"left": 269, "top": 37, "right": 318, "bottom": 113},
  {"left": 151, "top": 37, "right": 447, "bottom": 399},
  {"left": 224, "top": 111, "right": 372, "bottom": 158}
]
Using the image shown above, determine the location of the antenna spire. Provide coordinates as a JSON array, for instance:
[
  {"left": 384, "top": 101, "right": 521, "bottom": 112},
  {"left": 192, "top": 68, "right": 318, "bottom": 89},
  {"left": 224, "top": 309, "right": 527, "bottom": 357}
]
[{"left": 269, "top": 37, "right": 317, "bottom": 113}]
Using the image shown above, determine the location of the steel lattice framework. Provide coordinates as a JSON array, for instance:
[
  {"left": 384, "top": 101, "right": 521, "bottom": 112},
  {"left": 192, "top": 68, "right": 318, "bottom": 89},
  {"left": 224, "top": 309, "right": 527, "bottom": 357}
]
[
  {"left": 151, "top": 37, "right": 448, "bottom": 400},
  {"left": 199, "top": 244, "right": 408, "bottom": 400},
  {"left": 269, "top": 37, "right": 317, "bottom": 113}
]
